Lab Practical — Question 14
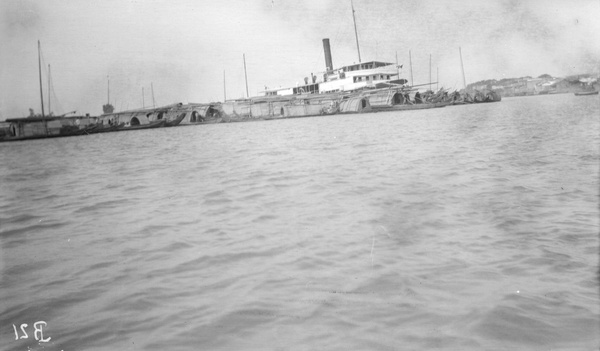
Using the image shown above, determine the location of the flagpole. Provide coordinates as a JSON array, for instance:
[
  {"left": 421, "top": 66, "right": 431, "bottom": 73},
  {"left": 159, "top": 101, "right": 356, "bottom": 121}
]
[
  {"left": 351, "top": 0, "right": 361, "bottom": 63},
  {"left": 429, "top": 54, "right": 432, "bottom": 91},
  {"left": 409, "top": 50, "right": 414, "bottom": 87},
  {"left": 459, "top": 47, "right": 466, "bottom": 90},
  {"left": 48, "top": 64, "right": 51, "bottom": 116},
  {"left": 151, "top": 82, "right": 156, "bottom": 108},
  {"left": 395, "top": 51, "right": 399, "bottom": 79},
  {"left": 243, "top": 54, "right": 249, "bottom": 98},
  {"left": 38, "top": 40, "right": 47, "bottom": 135}
]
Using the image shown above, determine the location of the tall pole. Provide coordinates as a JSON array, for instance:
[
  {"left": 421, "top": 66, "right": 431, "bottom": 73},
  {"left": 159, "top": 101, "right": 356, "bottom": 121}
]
[
  {"left": 48, "top": 64, "right": 51, "bottom": 115},
  {"left": 351, "top": 0, "right": 361, "bottom": 63},
  {"left": 243, "top": 54, "right": 249, "bottom": 98},
  {"left": 429, "top": 54, "right": 432, "bottom": 91},
  {"left": 38, "top": 40, "right": 47, "bottom": 135},
  {"left": 151, "top": 82, "right": 156, "bottom": 108},
  {"left": 395, "top": 51, "right": 399, "bottom": 80},
  {"left": 409, "top": 50, "right": 414, "bottom": 86},
  {"left": 223, "top": 70, "right": 227, "bottom": 101},
  {"left": 436, "top": 67, "right": 439, "bottom": 91},
  {"left": 459, "top": 47, "right": 466, "bottom": 90},
  {"left": 38, "top": 41, "right": 45, "bottom": 118}
]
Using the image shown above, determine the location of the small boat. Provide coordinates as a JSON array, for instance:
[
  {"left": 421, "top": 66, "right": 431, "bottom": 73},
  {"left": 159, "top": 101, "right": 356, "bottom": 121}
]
[
  {"left": 90, "top": 122, "right": 125, "bottom": 134},
  {"left": 574, "top": 91, "right": 598, "bottom": 96},
  {"left": 116, "top": 119, "right": 166, "bottom": 131},
  {"left": 373, "top": 101, "right": 448, "bottom": 112}
]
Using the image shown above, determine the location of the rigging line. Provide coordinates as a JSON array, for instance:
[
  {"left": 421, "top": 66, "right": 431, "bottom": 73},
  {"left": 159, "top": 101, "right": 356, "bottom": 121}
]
[
  {"left": 314, "top": 31, "right": 345, "bottom": 75},
  {"left": 150, "top": 82, "right": 156, "bottom": 108},
  {"left": 48, "top": 64, "right": 60, "bottom": 115},
  {"left": 38, "top": 47, "right": 47, "bottom": 116},
  {"left": 37, "top": 41, "right": 46, "bottom": 123},
  {"left": 351, "top": 0, "right": 361, "bottom": 63},
  {"left": 48, "top": 64, "right": 51, "bottom": 115},
  {"left": 51, "top": 82, "right": 64, "bottom": 116},
  {"left": 331, "top": 11, "right": 347, "bottom": 46},
  {"left": 318, "top": 12, "right": 351, "bottom": 72},
  {"left": 39, "top": 46, "right": 64, "bottom": 115},
  {"left": 310, "top": 46, "right": 326, "bottom": 78},
  {"left": 46, "top": 61, "right": 64, "bottom": 115},
  {"left": 40, "top": 48, "right": 50, "bottom": 83}
]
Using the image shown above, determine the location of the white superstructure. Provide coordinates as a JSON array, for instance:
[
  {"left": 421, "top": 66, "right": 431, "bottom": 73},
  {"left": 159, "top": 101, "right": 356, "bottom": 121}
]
[{"left": 263, "top": 61, "right": 402, "bottom": 97}]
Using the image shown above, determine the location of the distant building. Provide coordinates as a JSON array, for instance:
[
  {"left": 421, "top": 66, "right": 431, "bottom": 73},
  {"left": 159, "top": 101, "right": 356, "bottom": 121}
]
[
  {"left": 526, "top": 78, "right": 544, "bottom": 93},
  {"left": 466, "top": 73, "right": 598, "bottom": 98}
]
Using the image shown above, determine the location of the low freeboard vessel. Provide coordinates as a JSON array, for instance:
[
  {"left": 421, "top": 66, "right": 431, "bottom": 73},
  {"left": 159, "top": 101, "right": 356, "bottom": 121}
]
[
  {"left": 574, "top": 90, "right": 598, "bottom": 96},
  {"left": 116, "top": 119, "right": 166, "bottom": 131},
  {"left": 164, "top": 111, "right": 186, "bottom": 127}
]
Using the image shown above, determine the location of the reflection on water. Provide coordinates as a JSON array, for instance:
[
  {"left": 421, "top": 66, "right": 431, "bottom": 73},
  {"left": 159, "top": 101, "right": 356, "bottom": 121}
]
[{"left": 0, "top": 94, "right": 598, "bottom": 350}]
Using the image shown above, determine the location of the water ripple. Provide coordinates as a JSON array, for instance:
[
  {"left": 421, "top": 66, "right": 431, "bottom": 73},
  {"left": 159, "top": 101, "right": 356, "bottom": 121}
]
[{"left": 0, "top": 94, "right": 598, "bottom": 350}]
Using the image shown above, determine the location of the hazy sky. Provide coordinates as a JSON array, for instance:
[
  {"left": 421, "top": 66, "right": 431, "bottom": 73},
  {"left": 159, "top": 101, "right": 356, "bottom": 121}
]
[{"left": 1, "top": 0, "right": 599, "bottom": 119}]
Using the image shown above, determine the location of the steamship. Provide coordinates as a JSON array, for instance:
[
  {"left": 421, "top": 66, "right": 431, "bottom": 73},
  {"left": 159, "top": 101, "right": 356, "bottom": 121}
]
[
  {"left": 220, "top": 38, "right": 412, "bottom": 121},
  {"left": 220, "top": 1, "right": 449, "bottom": 121}
]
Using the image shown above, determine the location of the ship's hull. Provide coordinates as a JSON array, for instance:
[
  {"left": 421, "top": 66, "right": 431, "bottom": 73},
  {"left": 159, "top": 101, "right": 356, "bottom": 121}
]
[{"left": 372, "top": 101, "right": 449, "bottom": 111}]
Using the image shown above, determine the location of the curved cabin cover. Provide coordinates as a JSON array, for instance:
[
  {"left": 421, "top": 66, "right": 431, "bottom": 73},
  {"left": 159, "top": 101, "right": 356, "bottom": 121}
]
[
  {"left": 182, "top": 104, "right": 222, "bottom": 124},
  {"left": 339, "top": 95, "right": 371, "bottom": 113},
  {"left": 100, "top": 103, "right": 185, "bottom": 127}
]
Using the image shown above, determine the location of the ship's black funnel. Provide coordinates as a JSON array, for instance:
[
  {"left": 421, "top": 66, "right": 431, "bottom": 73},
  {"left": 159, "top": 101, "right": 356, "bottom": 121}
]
[{"left": 322, "top": 38, "right": 333, "bottom": 72}]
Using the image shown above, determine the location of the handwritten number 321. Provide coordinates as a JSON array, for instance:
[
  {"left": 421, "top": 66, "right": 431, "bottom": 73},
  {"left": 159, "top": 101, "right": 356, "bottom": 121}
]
[{"left": 12, "top": 322, "right": 51, "bottom": 342}]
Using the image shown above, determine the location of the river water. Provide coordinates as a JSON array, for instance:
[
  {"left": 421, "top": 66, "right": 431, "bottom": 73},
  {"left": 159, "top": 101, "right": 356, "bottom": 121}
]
[{"left": 1, "top": 93, "right": 598, "bottom": 350}]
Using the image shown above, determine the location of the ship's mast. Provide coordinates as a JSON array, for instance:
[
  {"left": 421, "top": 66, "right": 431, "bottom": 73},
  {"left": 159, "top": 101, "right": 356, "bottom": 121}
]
[
  {"left": 409, "top": 50, "right": 414, "bottom": 86},
  {"left": 429, "top": 54, "right": 432, "bottom": 91},
  {"left": 103, "top": 75, "right": 115, "bottom": 114},
  {"left": 38, "top": 40, "right": 47, "bottom": 135},
  {"left": 395, "top": 51, "right": 399, "bottom": 78},
  {"left": 243, "top": 54, "right": 249, "bottom": 98},
  {"left": 223, "top": 70, "right": 227, "bottom": 101},
  {"left": 38, "top": 41, "right": 45, "bottom": 118},
  {"left": 459, "top": 47, "right": 466, "bottom": 90},
  {"left": 151, "top": 82, "right": 156, "bottom": 108},
  {"left": 351, "top": 0, "right": 361, "bottom": 63},
  {"left": 48, "top": 64, "right": 51, "bottom": 115}
]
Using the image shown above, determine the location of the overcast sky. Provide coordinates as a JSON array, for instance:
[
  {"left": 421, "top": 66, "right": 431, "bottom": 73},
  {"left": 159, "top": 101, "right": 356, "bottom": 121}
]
[{"left": 1, "top": 0, "right": 599, "bottom": 119}]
